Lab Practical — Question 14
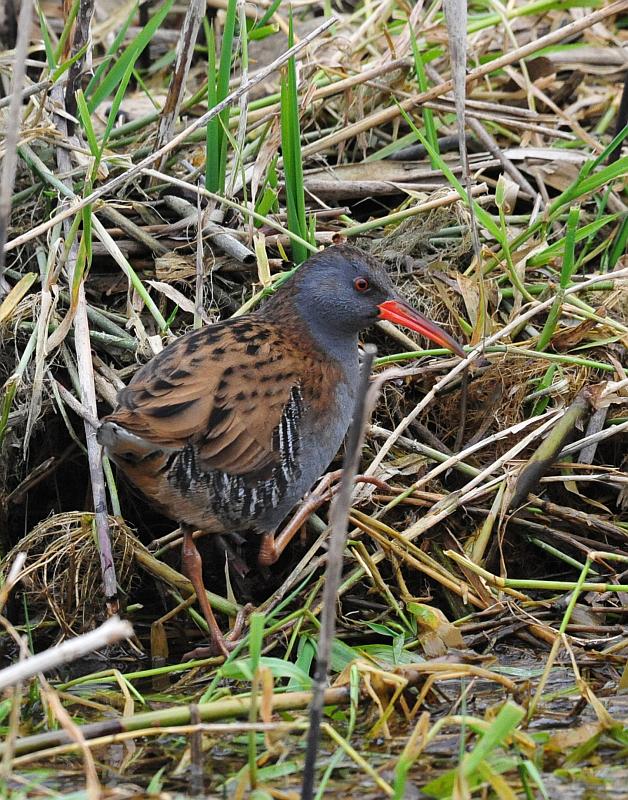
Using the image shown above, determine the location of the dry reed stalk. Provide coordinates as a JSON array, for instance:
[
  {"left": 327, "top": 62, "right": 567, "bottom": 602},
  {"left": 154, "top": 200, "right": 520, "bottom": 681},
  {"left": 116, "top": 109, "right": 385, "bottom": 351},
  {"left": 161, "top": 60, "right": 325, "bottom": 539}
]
[
  {"left": 47, "top": 4, "right": 119, "bottom": 610},
  {"left": 302, "top": 345, "right": 377, "bottom": 800},
  {"left": 4, "top": 16, "right": 337, "bottom": 253},
  {"left": 162, "top": 195, "right": 255, "bottom": 264},
  {"left": 0, "top": 0, "right": 34, "bottom": 295},
  {"left": 300, "top": 0, "right": 628, "bottom": 159},
  {"left": 0, "top": 617, "right": 133, "bottom": 691},
  {"left": 155, "top": 0, "right": 206, "bottom": 171},
  {"left": 0, "top": 552, "right": 26, "bottom": 612}
]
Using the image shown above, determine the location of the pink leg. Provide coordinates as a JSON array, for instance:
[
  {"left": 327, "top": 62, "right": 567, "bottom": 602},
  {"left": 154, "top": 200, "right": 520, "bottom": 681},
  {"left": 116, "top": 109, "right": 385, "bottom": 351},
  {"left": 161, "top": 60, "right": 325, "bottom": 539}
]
[
  {"left": 181, "top": 525, "right": 231, "bottom": 657},
  {"left": 258, "top": 471, "right": 393, "bottom": 566}
]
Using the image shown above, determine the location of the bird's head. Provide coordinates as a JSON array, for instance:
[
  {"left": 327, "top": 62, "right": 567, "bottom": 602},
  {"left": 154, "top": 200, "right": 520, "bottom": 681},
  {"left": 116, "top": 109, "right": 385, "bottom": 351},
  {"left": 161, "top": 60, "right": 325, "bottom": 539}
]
[{"left": 273, "top": 244, "right": 464, "bottom": 357}]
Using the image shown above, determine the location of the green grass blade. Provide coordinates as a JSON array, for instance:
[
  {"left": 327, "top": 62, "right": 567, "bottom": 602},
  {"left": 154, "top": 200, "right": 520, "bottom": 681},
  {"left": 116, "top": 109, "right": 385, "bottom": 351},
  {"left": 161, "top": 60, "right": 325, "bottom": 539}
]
[
  {"left": 98, "top": 58, "right": 136, "bottom": 156},
  {"left": 280, "top": 80, "right": 307, "bottom": 264},
  {"left": 88, "top": 0, "right": 174, "bottom": 112},
  {"left": 536, "top": 206, "right": 580, "bottom": 351},
  {"left": 75, "top": 89, "right": 99, "bottom": 161},
  {"left": 531, "top": 217, "right": 613, "bottom": 270},
  {"left": 36, "top": 3, "right": 57, "bottom": 69},
  {"left": 398, "top": 103, "right": 501, "bottom": 241},
  {"left": 410, "top": 31, "right": 438, "bottom": 169},
  {"left": 484, "top": 146, "right": 627, "bottom": 276},
  {"left": 84, "top": 2, "right": 138, "bottom": 97},
  {"left": 559, "top": 206, "right": 580, "bottom": 289},
  {"left": 50, "top": 41, "right": 90, "bottom": 83},
  {"left": 249, "top": 23, "right": 278, "bottom": 41},
  {"left": 205, "top": 0, "right": 237, "bottom": 194},
  {"left": 54, "top": 0, "right": 80, "bottom": 63},
  {"left": 280, "top": 13, "right": 310, "bottom": 264},
  {"left": 217, "top": 0, "right": 237, "bottom": 105},
  {"left": 217, "top": 0, "right": 237, "bottom": 193},
  {"left": 205, "top": 19, "right": 220, "bottom": 192},
  {"left": 607, "top": 214, "right": 628, "bottom": 270},
  {"left": 535, "top": 298, "right": 563, "bottom": 354},
  {"left": 591, "top": 123, "right": 628, "bottom": 170},
  {"left": 549, "top": 155, "right": 628, "bottom": 215},
  {"left": 530, "top": 364, "right": 557, "bottom": 417},
  {"left": 82, "top": 206, "right": 92, "bottom": 268},
  {"left": 252, "top": 0, "right": 281, "bottom": 30}
]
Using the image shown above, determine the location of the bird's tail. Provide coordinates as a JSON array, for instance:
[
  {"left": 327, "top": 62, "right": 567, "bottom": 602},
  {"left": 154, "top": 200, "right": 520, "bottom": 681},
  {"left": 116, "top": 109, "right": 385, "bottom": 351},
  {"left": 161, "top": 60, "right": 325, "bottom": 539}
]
[{"left": 97, "top": 420, "right": 162, "bottom": 464}]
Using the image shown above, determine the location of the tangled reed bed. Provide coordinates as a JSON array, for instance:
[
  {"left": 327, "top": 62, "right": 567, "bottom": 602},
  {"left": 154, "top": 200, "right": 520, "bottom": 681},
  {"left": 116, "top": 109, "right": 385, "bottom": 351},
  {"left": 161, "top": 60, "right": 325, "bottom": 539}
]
[
  {"left": 0, "top": 0, "right": 627, "bottom": 795},
  {"left": 0, "top": 0, "right": 625, "bottom": 643}
]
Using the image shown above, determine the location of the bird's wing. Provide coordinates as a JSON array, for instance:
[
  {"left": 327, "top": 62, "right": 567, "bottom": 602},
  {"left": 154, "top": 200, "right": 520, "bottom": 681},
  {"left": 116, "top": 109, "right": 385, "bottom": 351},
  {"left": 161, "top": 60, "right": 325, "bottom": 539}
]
[{"left": 105, "top": 318, "right": 309, "bottom": 476}]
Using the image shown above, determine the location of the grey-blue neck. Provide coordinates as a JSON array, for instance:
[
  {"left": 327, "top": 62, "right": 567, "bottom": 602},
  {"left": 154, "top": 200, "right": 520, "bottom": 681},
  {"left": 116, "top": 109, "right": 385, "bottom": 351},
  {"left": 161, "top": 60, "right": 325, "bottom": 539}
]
[{"left": 291, "top": 286, "right": 361, "bottom": 381}]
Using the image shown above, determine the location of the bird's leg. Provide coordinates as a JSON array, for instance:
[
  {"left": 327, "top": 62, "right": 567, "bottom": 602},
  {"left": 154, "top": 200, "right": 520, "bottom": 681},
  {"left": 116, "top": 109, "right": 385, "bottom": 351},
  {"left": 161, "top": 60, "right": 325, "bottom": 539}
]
[
  {"left": 257, "top": 471, "right": 340, "bottom": 566},
  {"left": 257, "top": 471, "right": 394, "bottom": 567},
  {"left": 183, "top": 603, "right": 252, "bottom": 662},
  {"left": 181, "top": 524, "right": 231, "bottom": 657}
]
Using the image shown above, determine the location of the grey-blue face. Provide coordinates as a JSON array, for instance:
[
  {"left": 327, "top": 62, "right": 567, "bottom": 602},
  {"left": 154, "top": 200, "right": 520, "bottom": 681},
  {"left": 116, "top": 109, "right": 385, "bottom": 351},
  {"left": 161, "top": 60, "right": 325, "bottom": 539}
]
[
  {"left": 294, "top": 244, "right": 397, "bottom": 333},
  {"left": 287, "top": 244, "right": 465, "bottom": 356}
]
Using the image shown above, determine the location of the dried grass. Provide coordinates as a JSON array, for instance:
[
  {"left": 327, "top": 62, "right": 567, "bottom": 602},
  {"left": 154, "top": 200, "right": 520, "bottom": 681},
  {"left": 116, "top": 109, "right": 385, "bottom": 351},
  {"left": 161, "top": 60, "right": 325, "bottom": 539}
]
[{"left": 2, "top": 513, "right": 137, "bottom": 636}]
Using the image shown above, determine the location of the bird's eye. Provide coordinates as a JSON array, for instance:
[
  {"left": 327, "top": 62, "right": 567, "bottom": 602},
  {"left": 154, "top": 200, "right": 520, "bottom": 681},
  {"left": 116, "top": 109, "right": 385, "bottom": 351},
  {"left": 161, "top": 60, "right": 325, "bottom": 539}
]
[{"left": 354, "top": 277, "right": 370, "bottom": 292}]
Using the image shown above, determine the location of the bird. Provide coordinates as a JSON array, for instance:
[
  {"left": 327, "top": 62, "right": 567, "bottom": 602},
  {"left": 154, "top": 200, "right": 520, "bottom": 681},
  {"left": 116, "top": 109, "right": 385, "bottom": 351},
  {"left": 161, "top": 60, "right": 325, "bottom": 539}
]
[{"left": 98, "top": 244, "right": 464, "bottom": 655}]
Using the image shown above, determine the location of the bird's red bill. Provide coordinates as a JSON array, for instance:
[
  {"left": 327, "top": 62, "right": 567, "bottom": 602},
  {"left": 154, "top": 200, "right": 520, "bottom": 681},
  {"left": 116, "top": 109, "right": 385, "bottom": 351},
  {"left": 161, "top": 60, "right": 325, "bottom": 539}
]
[{"left": 378, "top": 299, "right": 465, "bottom": 357}]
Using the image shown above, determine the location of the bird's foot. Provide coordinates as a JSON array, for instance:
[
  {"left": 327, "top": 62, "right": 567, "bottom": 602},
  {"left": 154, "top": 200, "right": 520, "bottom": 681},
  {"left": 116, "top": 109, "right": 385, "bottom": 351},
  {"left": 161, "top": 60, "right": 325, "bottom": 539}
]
[
  {"left": 181, "top": 603, "right": 253, "bottom": 661},
  {"left": 182, "top": 640, "right": 236, "bottom": 661}
]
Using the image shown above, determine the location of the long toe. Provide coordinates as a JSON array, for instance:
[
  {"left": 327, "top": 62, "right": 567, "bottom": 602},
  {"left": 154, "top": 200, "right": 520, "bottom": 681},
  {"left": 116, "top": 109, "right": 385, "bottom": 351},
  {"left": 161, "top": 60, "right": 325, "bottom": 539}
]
[
  {"left": 182, "top": 636, "right": 237, "bottom": 662},
  {"left": 181, "top": 604, "right": 252, "bottom": 661}
]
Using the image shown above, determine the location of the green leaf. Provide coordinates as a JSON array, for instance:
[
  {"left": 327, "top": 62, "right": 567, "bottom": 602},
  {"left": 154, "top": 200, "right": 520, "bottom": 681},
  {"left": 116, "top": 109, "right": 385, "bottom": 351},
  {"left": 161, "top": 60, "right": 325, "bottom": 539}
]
[
  {"left": 99, "top": 57, "right": 137, "bottom": 155},
  {"left": 461, "top": 702, "right": 525, "bottom": 778},
  {"left": 591, "top": 123, "right": 628, "bottom": 170},
  {"left": 0, "top": 699, "right": 11, "bottom": 725},
  {"left": 248, "top": 612, "right": 265, "bottom": 674},
  {"left": 249, "top": 23, "right": 278, "bottom": 41},
  {"left": 205, "top": 20, "right": 220, "bottom": 192},
  {"left": 280, "top": 13, "right": 308, "bottom": 264},
  {"left": 608, "top": 214, "right": 628, "bottom": 269},
  {"left": 82, "top": 206, "right": 92, "bottom": 267},
  {"left": 54, "top": 0, "right": 80, "bottom": 63},
  {"left": 205, "top": 0, "right": 237, "bottom": 194},
  {"left": 216, "top": 0, "right": 237, "bottom": 191},
  {"left": 329, "top": 637, "right": 361, "bottom": 672},
  {"left": 252, "top": 0, "right": 281, "bottom": 30},
  {"left": 85, "top": 2, "right": 138, "bottom": 98},
  {"left": 529, "top": 214, "right": 618, "bottom": 267},
  {"left": 397, "top": 102, "right": 501, "bottom": 241},
  {"left": 530, "top": 364, "right": 557, "bottom": 417},
  {"left": 550, "top": 156, "right": 628, "bottom": 215},
  {"left": 364, "top": 622, "right": 399, "bottom": 638},
  {"left": 255, "top": 186, "right": 278, "bottom": 222},
  {"left": 36, "top": 4, "right": 57, "bottom": 69},
  {"left": 88, "top": 0, "right": 174, "bottom": 111},
  {"left": 288, "top": 637, "right": 315, "bottom": 690},
  {"left": 559, "top": 205, "right": 580, "bottom": 288},
  {"left": 147, "top": 766, "right": 166, "bottom": 795},
  {"left": 75, "top": 92, "right": 96, "bottom": 157},
  {"left": 221, "top": 656, "right": 312, "bottom": 685},
  {"left": 51, "top": 41, "right": 89, "bottom": 83},
  {"left": 358, "top": 644, "right": 422, "bottom": 667},
  {"left": 410, "top": 28, "right": 438, "bottom": 168}
]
